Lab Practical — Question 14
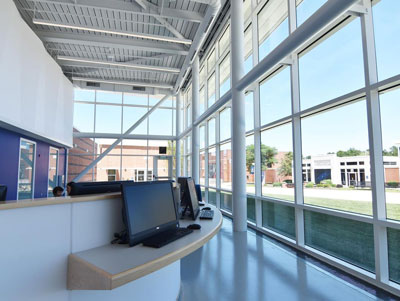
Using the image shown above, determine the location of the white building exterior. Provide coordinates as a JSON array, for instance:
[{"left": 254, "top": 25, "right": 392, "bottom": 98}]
[{"left": 303, "top": 155, "right": 400, "bottom": 187}]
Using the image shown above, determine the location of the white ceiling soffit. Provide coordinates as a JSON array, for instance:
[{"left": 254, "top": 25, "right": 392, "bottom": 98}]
[{"left": 12, "top": 0, "right": 224, "bottom": 92}]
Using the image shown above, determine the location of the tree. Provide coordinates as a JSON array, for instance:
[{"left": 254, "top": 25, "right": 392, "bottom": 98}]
[
  {"left": 336, "top": 148, "right": 363, "bottom": 157},
  {"left": 383, "top": 146, "right": 399, "bottom": 157},
  {"left": 246, "top": 144, "right": 277, "bottom": 172},
  {"left": 278, "top": 152, "right": 293, "bottom": 177}
]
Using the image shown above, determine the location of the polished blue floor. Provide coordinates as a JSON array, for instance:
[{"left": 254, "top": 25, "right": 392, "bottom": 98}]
[{"left": 180, "top": 217, "right": 396, "bottom": 301}]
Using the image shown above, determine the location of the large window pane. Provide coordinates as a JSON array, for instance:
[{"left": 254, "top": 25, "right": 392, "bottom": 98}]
[
  {"left": 245, "top": 55, "right": 253, "bottom": 75},
  {"left": 388, "top": 227, "right": 400, "bottom": 284},
  {"left": 245, "top": 92, "right": 254, "bottom": 132},
  {"left": 18, "top": 140, "right": 35, "bottom": 200},
  {"left": 207, "top": 49, "right": 216, "bottom": 73},
  {"left": 208, "top": 188, "right": 217, "bottom": 205},
  {"left": 244, "top": 0, "right": 251, "bottom": 22},
  {"left": 96, "top": 104, "right": 121, "bottom": 134},
  {"left": 124, "top": 93, "right": 148, "bottom": 105},
  {"left": 261, "top": 123, "right": 294, "bottom": 201},
  {"left": 149, "top": 108, "right": 173, "bottom": 136},
  {"left": 379, "top": 88, "right": 400, "bottom": 221},
  {"left": 296, "top": 0, "right": 327, "bottom": 26},
  {"left": 219, "top": 54, "right": 231, "bottom": 97},
  {"left": 122, "top": 139, "right": 148, "bottom": 156},
  {"left": 299, "top": 19, "right": 364, "bottom": 110},
  {"left": 220, "top": 142, "right": 232, "bottom": 190},
  {"left": 262, "top": 201, "right": 295, "bottom": 239},
  {"left": 73, "top": 103, "right": 94, "bottom": 133},
  {"left": 301, "top": 101, "right": 372, "bottom": 215},
  {"left": 219, "top": 26, "right": 230, "bottom": 55},
  {"left": 221, "top": 191, "right": 232, "bottom": 212},
  {"left": 246, "top": 135, "right": 256, "bottom": 194},
  {"left": 96, "top": 91, "right": 122, "bottom": 104},
  {"left": 373, "top": 0, "right": 400, "bottom": 81},
  {"left": 123, "top": 106, "right": 148, "bottom": 135},
  {"left": 244, "top": 25, "right": 253, "bottom": 60},
  {"left": 200, "top": 125, "right": 206, "bottom": 149},
  {"left": 200, "top": 66, "right": 206, "bottom": 87},
  {"left": 200, "top": 151, "right": 206, "bottom": 185},
  {"left": 220, "top": 108, "right": 231, "bottom": 142},
  {"left": 74, "top": 89, "right": 95, "bottom": 102},
  {"left": 208, "top": 147, "right": 217, "bottom": 187},
  {"left": 95, "top": 139, "right": 121, "bottom": 182},
  {"left": 247, "top": 197, "right": 256, "bottom": 223},
  {"left": 244, "top": 25, "right": 253, "bottom": 74},
  {"left": 68, "top": 136, "right": 96, "bottom": 183},
  {"left": 208, "top": 73, "right": 216, "bottom": 107},
  {"left": 258, "top": 0, "right": 288, "bottom": 60},
  {"left": 304, "top": 210, "right": 375, "bottom": 272},
  {"left": 208, "top": 118, "right": 216, "bottom": 146},
  {"left": 260, "top": 67, "right": 291, "bottom": 126},
  {"left": 199, "top": 88, "right": 206, "bottom": 115},
  {"left": 121, "top": 155, "right": 148, "bottom": 182}
]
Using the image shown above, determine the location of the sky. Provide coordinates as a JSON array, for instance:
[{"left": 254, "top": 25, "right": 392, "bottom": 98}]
[{"left": 73, "top": 0, "right": 400, "bottom": 158}]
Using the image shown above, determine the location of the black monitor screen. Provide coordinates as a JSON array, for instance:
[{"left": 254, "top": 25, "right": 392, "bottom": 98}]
[
  {"left": 187, "top": 178, "right": 199, "bottom": 215},
  {"left": 123, "top": 181, "right": 178, "bottom": 246}
]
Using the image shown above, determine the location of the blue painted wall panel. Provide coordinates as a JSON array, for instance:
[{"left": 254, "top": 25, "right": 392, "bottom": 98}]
[
  {"left": 0, "top": 128, "right": 20, "bottom": 200},
  {"left": 0, "top": 127, "right": 67, "bottom": 200}
]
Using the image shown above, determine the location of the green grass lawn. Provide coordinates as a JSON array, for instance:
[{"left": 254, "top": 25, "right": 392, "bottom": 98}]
[{"left": 262, "top": 194, "right": 400, "bottom": 220}]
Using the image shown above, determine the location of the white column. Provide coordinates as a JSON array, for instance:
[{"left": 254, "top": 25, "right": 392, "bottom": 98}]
[
  {"left": 360, "top": 0, "right": 388, "bottom": 283},
  {"left": 176, "top": 93, "right": 181, "bottom": 179},
  {"left": 191, "top": 56, "right": 200, "bottom": 183},
  {"left": 231, "top": 0, "right": 247, "bottom": 232},
  {"left": 288, "top": 0, "right": 305, "bottom": 247}
]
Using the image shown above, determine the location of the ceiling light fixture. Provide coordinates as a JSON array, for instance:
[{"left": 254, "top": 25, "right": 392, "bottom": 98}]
[
  {"left": 33, "top": 19, "right": 192, "bottom": 45},
  {"left": 57, "top": 56, "right": 180, "bottom": 73}
]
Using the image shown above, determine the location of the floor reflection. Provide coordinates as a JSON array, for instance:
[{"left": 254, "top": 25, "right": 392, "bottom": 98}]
[{"left": 180, "top": 217, "right": 382, "bottom": 301}]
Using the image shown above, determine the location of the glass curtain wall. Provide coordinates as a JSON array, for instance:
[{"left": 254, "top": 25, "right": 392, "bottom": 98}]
[
  {"left": 70, "top": 90, "right": 176, "bottom": 183},
  {"left": 186, "top": 0, "right": 400, "bottom": 292}
]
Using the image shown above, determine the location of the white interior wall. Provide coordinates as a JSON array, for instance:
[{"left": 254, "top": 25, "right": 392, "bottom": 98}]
[{"left": 0, "top": 0, "right": 73, "bottom": 146}]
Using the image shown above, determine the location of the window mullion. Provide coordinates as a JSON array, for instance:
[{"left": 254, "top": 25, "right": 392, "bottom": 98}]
[{"left": 360, "top": 0, "right": 388, "bottom": 284}]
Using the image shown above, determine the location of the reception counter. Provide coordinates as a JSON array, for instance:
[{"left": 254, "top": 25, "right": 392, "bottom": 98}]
[{"left": 0, "top": 193, "right": 222, "bottom": 301}]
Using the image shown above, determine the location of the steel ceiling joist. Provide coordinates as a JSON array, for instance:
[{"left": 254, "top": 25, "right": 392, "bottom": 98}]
[
  {"left": 35, "top": 30, "right": 189, "bottom": 55},
  {"left": 26, "top": 0, "right": 205, "bottom": 23}
]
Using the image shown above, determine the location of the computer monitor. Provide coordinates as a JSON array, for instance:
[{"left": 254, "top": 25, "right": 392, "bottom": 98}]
[
  {"left": 195, "top": 184, "right": 203, "bottom": 202},
  {"left": 0, "top": 185, "right": 7, "bottom": 201},
  {"left": 178, "top": 177, "right": 190, "bottom": 205},
  {"left": 186, "top": 178, "right": 200, "bottom": 220},
  {"left": 69, "top": 181, "right": 133, "bottom": 196},
  {"left": 122, "top": 181, "right": 179, "bottom": 247}
]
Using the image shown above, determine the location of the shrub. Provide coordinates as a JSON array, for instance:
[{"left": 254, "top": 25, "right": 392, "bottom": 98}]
[
  {"left": 321, "top": 179, "right": 335, "bottom": 187},
  {"left": 349, "top": 185, "right": 355, "bottom": 189},
  {"left": 387, "top": 182, "right": 399, "bottom": 188},
  {"left": 316, "top": 183, "right": 324, "bottom": 188},
  {"left": 273, "top": 182, "right": 282, "bottom": 187},
  {"left": 283, "top": 179, "right": 293, "bottom": 184},
  {"left": 336, "top": 184, "right": 343, "bottom": 188},
  {"left": 305, "top": 182, "right": 314, "bottom": 188},
  {"left": 323, "top": 184, "right": 330, "bottom": 188}
]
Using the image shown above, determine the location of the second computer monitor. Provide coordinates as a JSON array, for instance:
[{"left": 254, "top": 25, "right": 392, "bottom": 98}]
[{"left": 186, "top": 178, "right": 200, "bottom": 220}]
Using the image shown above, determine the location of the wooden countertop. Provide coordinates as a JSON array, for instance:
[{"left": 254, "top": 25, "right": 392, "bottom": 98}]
[
  {"left": 0, "top": 192, "right": 121, "bottom": 211},
  {"left": 67, "top": 205, "right": 223, "bottom": 290}
]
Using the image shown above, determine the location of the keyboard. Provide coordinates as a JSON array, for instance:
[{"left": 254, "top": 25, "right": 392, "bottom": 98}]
[
  {"left": 199, "top": 210, "right": 214, "bottom": 220},
  {"left": 142, "top": 227, "right": 193, "bottom": 248}
]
